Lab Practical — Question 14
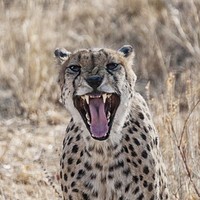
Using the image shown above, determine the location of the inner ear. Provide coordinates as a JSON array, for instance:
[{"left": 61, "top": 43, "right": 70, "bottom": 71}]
[
  {"left": 54, "top": 48, "right": 71, "bottom": 63},
  {"left": 118, "top": 45, "right": 133, "bottom": 57}
]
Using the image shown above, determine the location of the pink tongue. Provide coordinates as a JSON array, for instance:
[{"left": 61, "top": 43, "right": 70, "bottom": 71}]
[{"left": 89, "top": 98, "right": 109, "bottom": 138}]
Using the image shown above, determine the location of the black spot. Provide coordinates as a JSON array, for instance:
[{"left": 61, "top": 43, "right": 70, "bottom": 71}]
[
  {"left": 131, "top": 151, "right": 138, "bottom": 157},
  {"left": 90, "top": 173, "right": 96, "bottom": 179},
  {"left": 96, "top": 147, "right": 104, "bottom": 155},
  {"left": 138, "top": 112, "right": 144, "bottom": 120},
  {"left": 128, "top": 128, "right": 133, "bottom": 134},
  {"left": 64, "top": 186, "right": 68, "bottom": 193},
  {"left": 128, "top": 144, "right": 134, "bottom": 151},
  {"left": 123, "top": 145, "right": 129, "bottom": 153},
  {"left": 69, "top": 195, "right": 72, "bottom": 200},
  {"left": 62, "top": 152, "right": 66, "bottom": 159},
  {"left": 122, "top": 168, "right": 131, "bottom": 177},
  {"left": 114, "top": 181, "right": 122, "bottom": 189},
  {"left": 125, "top": 183, "right": 131, "bottom": 193},
  {"left": 74, "top": 126, "right": 79, "bottom": 133},
  {"left": 64, "top": 173, "right": 68, "bottom": 181},
  {"left": 114, "top": 150, "right": 122, "bottom": 158},
  {"left": 152, "top": 174, "right": 155, "bottom": 180},
  {"left": 109, "top": 165, "right": 114, "bottom": 172},
  {"left": 114, "top": 160, "right": 124, "bottom": 169},
  {"left": 71, "top": 181, "right": 76, "bottom": 187},
  {"left": 143, "top": 166, "right": 149, "bottom": 174},
  {"left": 67, "top": 137, "right": 73, "bottom": 145},
  {"left": 143, "top": 126, "right": 148, "bottom": 133},
  {"left": 133, "top": 138, "right": 140, "bottom": 146},
  {"left": 134, "top": 120, "right": 140, "bottom": 128},
  {"left": 68, "top": 157, "right": 73, "bottom": 165},
  {"left": 143, "top": 180, "right": 148, "bottom": 187},
  {"left": 150, "top": 195, "right": 154, "bottom": 200},
  {"left": 146, "top": 144, "right": 151, "bottom": 151},
  {"left": 124, "top": 134, "right": 130, "bottom": 142},
  {"left": 92, "top": 191, "right": 98, "bottom": 197},
  {"left": 108, "top": 174, "right": 114, "bottom": 179},
  {"left": 71, "top": 172, "right": 75, "bottom": 177},
  {"left": 84, "top": 161, "right": 92, "bottom": 171},
  {"left": 132, "top": 161, "right": 138, "bottom": 168},
  {"left": 148, "top": 183, "right": 153, "bottom": 192},
  {"left": 84, "top": 182, "right": 93, "bottom": 190},
  {"left": 141, "top": 150, "right": 148, "bottom": 159},
  {"left": 119, "top": 196, "right": 124, "bottom": 200},
  {"left": 123, "top": 122, "right": 129, "bottom": 128},
  {"left": 72, "top": 188, "right": 79, "bottom": 193},
  {"left": 76, "top": 158, "right": 81, "bottom": 165},
  {"left": 76, "top": 134, "right": 81, "bottom": 141},
  {"left": 66, "top": 126, "right": 70, "bottom": 133},
  {"left": 137, "top": 193, "right": 144, "bottom": 200},
  {"left": 139, "top": 175, "right": 143, "bottom": 181},
  {"left": 133, "top": 186, "right": 140, "bottom": 194},
  {"left": 137, "top": 158, "right": 142, "bottom": 164},
  {"left": 61, "top": 184, "right": 63, "bottom": 191},
  {"left": 70, "top": 124, "right": 75, "bottom": 130},
  {"left": 132, "top": 175, "right": 139, "bottom": 183},
  {"left": 148, "top": 125, "right": 152, "bottom": 131},
  {"left": 80, "top": 150, "right": 84, "bottom": 157},
  {"left": 126, "top": 158, "right": 131, "bottom": 163},
  {"left": 132, "top": 126, "right": 138, "bottom": 132},
  {"left": 60, "top": 171, "right": 62, "bottom": 179},
  {"left": 82, "top": 192, "right": 90, "bottom": 200},
  {"left": 95, "top": 162, "right": 103, "bottom": 170},
  {"left": 77, "top": 169, "right": 85, "bottom": 179},
  {"left": 72, "top": 144, "right": 79, "bottom": 153},
  {"left": 140, "top": 133, "right": 146, "bottom": 141},
  {"left": 154, "top": 137, "right": 158, "bottom": 145},
  {"left": 100, "top": 175, "right": 106, "bottom": 183}
]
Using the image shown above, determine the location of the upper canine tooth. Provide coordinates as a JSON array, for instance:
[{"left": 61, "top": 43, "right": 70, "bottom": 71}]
[
  {"left": 85, "top": 95, "right": 89, "bottom": 104},
  {"left": 102, "top": 94, "right": 107, "bottom": 103}
]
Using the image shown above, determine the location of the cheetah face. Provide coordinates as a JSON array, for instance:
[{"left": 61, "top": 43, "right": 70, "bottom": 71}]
[{"left": 55, "top": 45, "right": 136, "bottom": 142}]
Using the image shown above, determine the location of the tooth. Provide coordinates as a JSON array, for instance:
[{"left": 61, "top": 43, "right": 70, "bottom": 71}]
[
  {"left": 81, "top": 96, "right": 85, "bottom": 100},
  {"left": 87, "top": 120, "right": 91, "bottom": 125},
  {"left": 85, "top": 95, "right": 89, "bottom": 104},
  {"left": 86, "top": 113, "right": 90, "bottom": 120},
  {"left": 107, "top": 111, "right": 111, "bottom": 119},
  {"left": 107, "top": 94, "right": 112, "bottom": 98},
  {"left": 102, "top": 94, "right": 107, "bottom": 103}
]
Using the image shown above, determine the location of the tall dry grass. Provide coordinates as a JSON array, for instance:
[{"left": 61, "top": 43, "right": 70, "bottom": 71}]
[{"left": 0, "top": 0, "right": 199, "bottom": 199}]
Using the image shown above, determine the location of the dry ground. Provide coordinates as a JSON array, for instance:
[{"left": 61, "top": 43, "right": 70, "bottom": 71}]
[{"left": 0, "top": 0, "right": 200, "bottom": 199}]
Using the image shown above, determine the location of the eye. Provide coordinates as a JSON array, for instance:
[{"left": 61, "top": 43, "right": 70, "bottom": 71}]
[
  {"left": 68, "top": 65, "right": 81, "bottom": 73},
  {"left": 106, "top": 63, "right": 120, "bottom": 71}
]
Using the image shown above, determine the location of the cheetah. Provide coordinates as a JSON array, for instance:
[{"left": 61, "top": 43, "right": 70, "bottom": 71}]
[{"left": 54, "top": 45, "right": 169, "bottom": 200}]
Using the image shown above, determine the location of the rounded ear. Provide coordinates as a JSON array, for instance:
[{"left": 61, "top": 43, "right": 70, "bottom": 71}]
[
  {"left": 54, "top": 48, "right": 71, "bottom": 64},
  {"left": 118, "top": 45, "right": 134, "bottom": 57}
]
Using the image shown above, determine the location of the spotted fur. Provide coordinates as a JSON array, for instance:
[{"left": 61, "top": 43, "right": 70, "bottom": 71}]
[{"left": 55, "top": 45, "right": 169, "bottom": 200}]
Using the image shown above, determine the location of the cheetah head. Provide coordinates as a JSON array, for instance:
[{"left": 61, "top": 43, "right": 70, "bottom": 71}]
[{"left": 55, "top": 45, "right": 136, "bottom": 142}]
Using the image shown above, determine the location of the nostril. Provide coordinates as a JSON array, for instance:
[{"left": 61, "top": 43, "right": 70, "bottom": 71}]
[{"left": 86, "top": 75, "right": 103, "bottom": 88}]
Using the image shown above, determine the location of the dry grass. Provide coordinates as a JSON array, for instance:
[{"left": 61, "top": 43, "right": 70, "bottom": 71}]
[{"left": 0, "top": 0, "right": 199, "bottom": 199}]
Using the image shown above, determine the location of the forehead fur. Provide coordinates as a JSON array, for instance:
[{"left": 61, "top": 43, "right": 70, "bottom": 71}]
[{"left": 63, "top": 48, "right": 129, "bottom": 68}]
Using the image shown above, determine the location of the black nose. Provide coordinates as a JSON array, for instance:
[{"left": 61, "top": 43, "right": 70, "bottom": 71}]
[{"left": 86, "top": 75, "right": 103, "bottom": 89}]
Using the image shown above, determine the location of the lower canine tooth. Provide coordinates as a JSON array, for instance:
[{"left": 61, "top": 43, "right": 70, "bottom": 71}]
[
  {"left": 107, "top": 111, "right": 111, "bottom": 119},
  {"left": 86, "top": 113, "right": 90, "bottom": 120}
]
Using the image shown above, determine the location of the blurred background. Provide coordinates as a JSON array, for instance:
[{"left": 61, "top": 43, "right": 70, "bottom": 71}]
[{"left": 0, "top": 0, "right": 199, "bottom": 199}]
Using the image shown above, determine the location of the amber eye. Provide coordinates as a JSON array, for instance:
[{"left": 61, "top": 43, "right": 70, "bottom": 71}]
[
  {"left": 106, "top": 63, "right": 120, "bottom": 71},
  {"left": 68, "top": 65, "right": 81, "bottom": 73}
]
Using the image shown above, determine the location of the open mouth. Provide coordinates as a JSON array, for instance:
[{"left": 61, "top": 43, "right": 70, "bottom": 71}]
[{"left": 73, "top": 93, "right": 120, "bottom": 140}]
